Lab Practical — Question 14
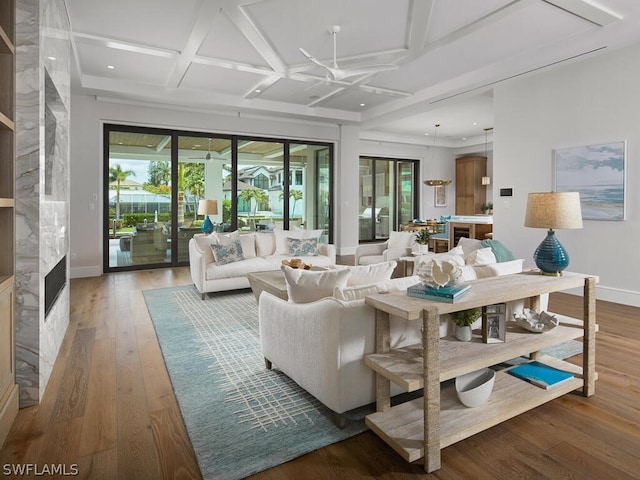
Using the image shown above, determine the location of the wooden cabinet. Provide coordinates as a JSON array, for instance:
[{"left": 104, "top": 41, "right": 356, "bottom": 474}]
[
  {"left": 455, "top": 156, "right": 486, "bottom": 215},
  {"left": 364, "top": 272, "right": 597, "bottom": 472},
  {"left": 0, "top": 0, "right": 18, "bottom": 448}
]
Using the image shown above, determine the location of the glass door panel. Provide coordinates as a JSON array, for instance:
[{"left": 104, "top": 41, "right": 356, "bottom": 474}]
[
  {"left": 398, "top": 161, "right": 416, "bottom": 225},
  {"left": 374, "top": 160, "right": 393, "bottom": 240},
  {"left": 314, "top": 146, "right": 331, "bottom": 243},
  {"left": 177, "top": 135, "right": 231, "bottom": 262},
  {"left": 237, "top": 140, "right": 283, "bottom": 232},
  {"left": 106, "top": 129, "right": 172, "bottom": 269},
  {"left": 359, "top": 158, "right": 375, "bottom": 241}
]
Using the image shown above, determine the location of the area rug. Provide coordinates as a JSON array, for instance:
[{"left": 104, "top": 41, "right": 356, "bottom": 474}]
[
  {"left": 142, "top": 285, "right": 370, "bottom": 480},
  {"left": 143, "top": 285, "right": 584, "bottom": 480}
]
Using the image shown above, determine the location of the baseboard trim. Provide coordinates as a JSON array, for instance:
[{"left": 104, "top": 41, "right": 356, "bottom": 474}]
[
  {"left": 554, "top": 284, "right": 640, "bottom": 308},
  {"left": 70, "top": 266, "right": 101, "bottom": 279}
]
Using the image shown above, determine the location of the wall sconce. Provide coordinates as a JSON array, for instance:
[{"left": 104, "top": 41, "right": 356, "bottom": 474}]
[{"left": 481, "top": 176, "right": 491, "bottom": 186}]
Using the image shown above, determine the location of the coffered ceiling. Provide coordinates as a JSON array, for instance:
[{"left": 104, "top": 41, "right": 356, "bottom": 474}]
[{"left": 65, "top": 0, "right": 640, "bottom": 144}]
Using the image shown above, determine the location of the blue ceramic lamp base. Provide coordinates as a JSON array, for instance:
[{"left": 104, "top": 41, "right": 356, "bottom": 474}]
[
  {"left": 201, "top": 215, "right": 214, "bottom": 234},
  {"left": 533, "top": 229, "right": 569, "bottom": 276}
]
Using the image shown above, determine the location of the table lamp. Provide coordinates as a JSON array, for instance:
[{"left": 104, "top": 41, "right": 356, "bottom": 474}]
[
  {"left": 198, "top": 199, "right": 218, "bottom": 234},
  {"left": 524, "top": 192, "right": 583, "bottom": 276}
]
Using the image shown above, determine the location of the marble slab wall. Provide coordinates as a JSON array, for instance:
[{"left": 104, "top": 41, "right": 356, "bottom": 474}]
[{"left": 15, "top": 0, "right": 71, "bottom": 408}]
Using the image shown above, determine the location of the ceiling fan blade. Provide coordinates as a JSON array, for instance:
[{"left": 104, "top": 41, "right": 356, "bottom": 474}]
[
  {"left": 333, "top": 64, "right": 399, "bottom": 80},
  {"left": 299, "top": 48, "right": 328, "bottom": 70}
]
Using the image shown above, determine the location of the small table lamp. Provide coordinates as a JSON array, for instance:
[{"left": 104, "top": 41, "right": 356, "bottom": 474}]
[
  {"left": 198, "top": 199, "right": 218, "bottom": 234},
  {"left": 524, "top": 192, "right": 583, "bottom": 276}
]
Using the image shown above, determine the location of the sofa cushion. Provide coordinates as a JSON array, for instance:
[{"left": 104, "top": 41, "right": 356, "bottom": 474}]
[
  {"left": 194, "top": 233, "right": 216, "bottom": 264},
  {"left": 255, "top": 232, "right": 276, "bottom": 257},
  {"left": 388, "top": 231, "right": 415, "bottom": 249},
  {"left": 417, "top": 245, "right": 465, "bottom": 267},
  {"left": 274, "top": 228, "right": 322, "bottom": 255},
  {"left": 457, "top": 237, "right": 483, "bottom": 255},
  {"left": 287, "top": 237, "right": 319, "bottom": 256},
  {"left": 357, "top": 254, "right": 384, "bottom": 266},
  {"left": 333, "top": 283, "right": 379, "bottom": 301},
  {"left": 464, "top": 247, "right": 497, "bottom": 266},
  {"left": 212, "top": 230, "right": 239, "bottom": 245},
  {"left": 460, "top": 259, "right": 524, "bottom": 281},
  {"left": 239, "top": 233, "right": 257, "bottom": 258},
  {"left": 205, "top": 256, "right": 273, "bottom": 280},
  {"left": 282, "top": 266, "right": 351, "bottom": 303},
  {"left": 342, "top": 261, "right": 397, "bottom": 286},
  {"left": 210, "top": 240, "right": 244, "bottom": 265}
]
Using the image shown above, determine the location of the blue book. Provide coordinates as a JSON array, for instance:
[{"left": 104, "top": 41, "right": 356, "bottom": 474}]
[
  {"left": 507, "top": 361, "right": 574, "bottom": 389},
  {"left": 407, "top": 283, "right": 471, "bottom": 303}
]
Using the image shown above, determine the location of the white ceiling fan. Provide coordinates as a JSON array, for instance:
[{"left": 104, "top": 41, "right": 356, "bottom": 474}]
[
  {"left": 299, "top": 25, "right": 399, "bottom": 81},
  {"left": 189, "top": 138, "right": 212, "bottom": 160}
]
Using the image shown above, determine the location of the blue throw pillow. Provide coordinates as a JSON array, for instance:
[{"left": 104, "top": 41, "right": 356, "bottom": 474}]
[
  {"left": 287, "top": 237, "right": 319, "bottom": 256},
  {"left": 480, "top": 239, "right": 515, "bottom": 263},
  {"left": 210, "top": 240, "right": 245, "bottom": 265}
]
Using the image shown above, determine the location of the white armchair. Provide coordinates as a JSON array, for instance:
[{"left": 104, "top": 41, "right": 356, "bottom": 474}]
[{"left": 354, "top": 231, "right": 416, "bottom": 269}]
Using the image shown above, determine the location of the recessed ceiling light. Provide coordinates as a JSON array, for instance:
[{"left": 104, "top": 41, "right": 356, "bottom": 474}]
[
  {"left": 424, "top": 133, "right": 429, "bottom": 136},
  {"left": 462, "top": 137, "right": 467, "bottom": 140},
  {"left": 254, "top": 89, "right": 261, "bottom": 93},
  {"left": 360, "top": 103, "right": 365, "bottom": 107},
  {"left": 472, "top": 122, "right": 478, "bottom": 126},
  {"left": 48, "top": 56, "right": 56, "bottom": 61},
  {"left": 107, "top": 65, "right": 115, "bottom": 69}
]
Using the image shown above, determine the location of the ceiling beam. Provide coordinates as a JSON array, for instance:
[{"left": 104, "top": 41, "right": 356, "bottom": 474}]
[
  {"left": 542, "top": 0, "right": 622, "bottom": 26},
  {"left": 72, "top": 32, "right": 178, "bottom": 58},
  {"left": 166, "top": 0, "right": 223, "bottom": 88}
]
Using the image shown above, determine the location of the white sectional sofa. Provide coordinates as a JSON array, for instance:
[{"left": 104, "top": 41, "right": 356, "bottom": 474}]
[
  {"left": 189, "top": 229, "right": 336, "bottom": 298},
  {"left": 258, "top": 238, "right": 544, "bottom": 427}
]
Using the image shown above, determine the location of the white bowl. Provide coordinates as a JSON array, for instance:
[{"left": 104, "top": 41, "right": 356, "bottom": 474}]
[{"left": 455, "top": 368, "right": 496, "bottom": 408}]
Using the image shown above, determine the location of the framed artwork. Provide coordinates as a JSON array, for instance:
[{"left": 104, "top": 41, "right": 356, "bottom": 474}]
[
  {"left": 482, "top": 304, "right": 506, "bottom": 343},
  {"left": 434, "top": 185, "right": 446, "bottom": 207},
  {"left": 554, "top": 141, "right": 626, "bottom": 220}
]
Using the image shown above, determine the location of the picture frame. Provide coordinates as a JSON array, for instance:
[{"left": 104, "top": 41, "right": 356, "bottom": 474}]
[
  {"left": 482, "top": 304, "right": 506, "bottom": 343},
  {"left": 434, "top": 185, "right": 446, "bottom": 207},
  {"left": 554, "top": 141, "right": 626, "bottom": 220}
]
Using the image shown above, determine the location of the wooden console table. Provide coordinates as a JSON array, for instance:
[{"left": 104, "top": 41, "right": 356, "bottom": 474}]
[{"left": 363, "top": 272, "right": 597, "bottom": 473}]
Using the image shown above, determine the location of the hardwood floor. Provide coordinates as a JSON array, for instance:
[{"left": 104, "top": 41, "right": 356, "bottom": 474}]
[{"left": 1, "top": 267, "right": 639, "bottom": 479}]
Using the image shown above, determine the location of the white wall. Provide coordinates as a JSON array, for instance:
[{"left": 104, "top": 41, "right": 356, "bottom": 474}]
[
  {"left": 494, "top": 43, "right": 640, "bottom": 306},
  {"left": 70, "top": 95, "right": 341, "bottom": 277}
]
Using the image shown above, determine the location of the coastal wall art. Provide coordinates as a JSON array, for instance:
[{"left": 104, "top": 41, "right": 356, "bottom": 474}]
[{"left": 554, "top": 141, "right": 625, "bottom": 220}]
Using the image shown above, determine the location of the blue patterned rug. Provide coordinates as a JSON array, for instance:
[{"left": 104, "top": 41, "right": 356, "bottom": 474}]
[
  {"left": 143, "top": 285, "right": 583, "bottom": 480},
  {"left": 143, "top": 286, "right": 370, "bottom": 480}
]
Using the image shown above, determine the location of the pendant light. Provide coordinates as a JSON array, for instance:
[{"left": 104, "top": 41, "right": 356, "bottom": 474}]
[{"left": 423, "top": 124, "right": 451, "bottom": 186}]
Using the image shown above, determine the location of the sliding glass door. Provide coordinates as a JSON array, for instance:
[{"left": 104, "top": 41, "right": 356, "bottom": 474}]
[
  {"left": 104, "top": 125, "right": 333, "bottom": 271},
  {"left": 359, "top": 157, "right": 418, "bottom": 242}
]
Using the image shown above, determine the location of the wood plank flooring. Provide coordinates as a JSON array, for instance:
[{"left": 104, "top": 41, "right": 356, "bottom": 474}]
[{"left": 1, "top": 267, "right": 639, "bottom": 479}]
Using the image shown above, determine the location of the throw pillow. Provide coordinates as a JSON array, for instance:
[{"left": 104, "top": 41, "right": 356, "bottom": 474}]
[
  {"left": 210, "top": 240, "right": 244, "bottom": 265},
  {"left": 238, "top": 233, "right": 257, "bottom": 258},
  {"left": 481, "top": 239, "right": 516, "bottom": 262},
  {"left": 344, "top": 261, "right": 397, "bottom": 286},
  {"left": 287, "top": 237, "right": 319, "bottom": 256},
  {"left": 416, "top": 246, "right": 465, "bottom": 267},
  {"left": 457, "top": 237, "right": 483, "bottom": 255},
  {"left": 282, "top": 266, "right": 351, "bottom": 303},
  {"left": 388, "top": 231, "right": 415, "bottom": 249},
  {"left": 194, "top": 234, "right": 216, "bottom": 264},
  {"left": 255, "top": 232, "right": 276, "bottom": 257},
  {"left": 211, "top": 230, "right": 239, "bottom": 245},
  {"left": 273, "top": 227, "right": 322, "bottom": 255},
  {"left": 464, "top": 247, "right": 497, "bottom": 266}
]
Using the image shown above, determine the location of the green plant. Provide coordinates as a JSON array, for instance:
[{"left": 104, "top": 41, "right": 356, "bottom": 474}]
[
  {"left": 452, "top": 308, "right": 481, "bottom": 327},
  {"left": 415, "top": 228, "right": 431, "bottom": 245}
]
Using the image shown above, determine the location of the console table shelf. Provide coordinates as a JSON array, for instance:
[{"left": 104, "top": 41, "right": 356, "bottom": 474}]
[{"left": 364, "top": 272, "right": 597, "bottom": 473}]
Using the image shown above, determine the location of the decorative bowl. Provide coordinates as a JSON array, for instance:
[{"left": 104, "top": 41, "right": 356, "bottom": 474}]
[{"left": 455, "top": 368, "right": 496, "bottom": 408}]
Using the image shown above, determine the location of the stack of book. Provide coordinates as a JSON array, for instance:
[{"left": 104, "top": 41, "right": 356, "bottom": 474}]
[
  {"left": 407, "top": 283, "right": 471, "bottom": 303},
  {"left": 507, "top": 361, "right": 575, "bottom": 389}
]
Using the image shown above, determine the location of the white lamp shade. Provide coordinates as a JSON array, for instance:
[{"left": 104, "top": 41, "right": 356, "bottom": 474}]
[
  {"left": 524, "top": 192, "right": 583, "bottom": 229},
  {"left": 481, "top": 176, "right": 491, "bottom": 185},
  {"left": 198, "top": 199, "right": 218, "bottom": 215}
]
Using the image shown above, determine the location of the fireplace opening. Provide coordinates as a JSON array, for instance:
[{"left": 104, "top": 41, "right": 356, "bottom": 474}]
[{"left": 45, "top": 256, "right": 66, "bottom": 318}]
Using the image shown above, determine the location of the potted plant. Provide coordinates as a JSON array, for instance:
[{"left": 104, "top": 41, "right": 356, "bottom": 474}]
[
  {"left": 480, "top": 202, "right": 494, "bottom": 215},
  {"left": 413, "top": 228, "right": 431, "bottom": 254},
  {"left": 451, "top": 307, "right": 481, "bottom": 341}
]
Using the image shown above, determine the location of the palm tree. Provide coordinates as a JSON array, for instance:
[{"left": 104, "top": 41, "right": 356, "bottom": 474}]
[
  {"left": 239, "top": 188, "right": 268, "bottom": 229},
  {"left": 109, "top": 164, "right": 135, "bottom": 220},
  {"left": 279, "top": 189, "right": 303, "bottom": 217}
]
